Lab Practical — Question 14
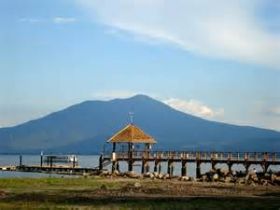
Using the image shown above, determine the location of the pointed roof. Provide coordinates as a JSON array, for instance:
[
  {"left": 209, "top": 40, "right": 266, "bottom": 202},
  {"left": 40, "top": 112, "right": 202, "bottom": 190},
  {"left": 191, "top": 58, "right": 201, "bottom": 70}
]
[{"left": 107, "top": 124, "right": 156, "bottom": 144}]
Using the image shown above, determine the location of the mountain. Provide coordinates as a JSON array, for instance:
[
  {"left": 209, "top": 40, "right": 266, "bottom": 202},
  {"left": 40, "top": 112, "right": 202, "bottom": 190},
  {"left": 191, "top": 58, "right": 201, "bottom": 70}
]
[{"left": 0, "top": 95, "right": 279, "bottom": 154}]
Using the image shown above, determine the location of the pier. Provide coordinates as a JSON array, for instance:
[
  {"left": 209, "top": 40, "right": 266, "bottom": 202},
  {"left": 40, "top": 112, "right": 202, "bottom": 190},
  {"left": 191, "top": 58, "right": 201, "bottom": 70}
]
[
  {"left": 101, "top": 123, "right": 280, "bottom": 178},
  {"left": 101, "top": 150, "right": 280, "bottom": 178}
]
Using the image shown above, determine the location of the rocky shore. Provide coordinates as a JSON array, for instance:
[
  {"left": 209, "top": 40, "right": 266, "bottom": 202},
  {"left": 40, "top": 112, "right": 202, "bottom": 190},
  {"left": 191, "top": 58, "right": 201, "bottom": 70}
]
[{"left": 99, "top": 168, "right": 280, "bottom": 186}]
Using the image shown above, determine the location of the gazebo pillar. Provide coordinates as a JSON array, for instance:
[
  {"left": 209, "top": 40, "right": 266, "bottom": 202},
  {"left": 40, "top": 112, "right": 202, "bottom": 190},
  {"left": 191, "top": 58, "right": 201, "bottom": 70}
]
[
  {"left": 128, "top": 142, "right": 134, "bottom": 171},
  {"left": 111, "top": 143, "right": 117, "bottom": 173}
]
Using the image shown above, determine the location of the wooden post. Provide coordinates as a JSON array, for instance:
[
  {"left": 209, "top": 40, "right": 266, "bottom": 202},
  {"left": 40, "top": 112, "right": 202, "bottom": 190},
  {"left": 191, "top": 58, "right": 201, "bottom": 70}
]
[
  {"left": 245, "top": 163, "right": 250, "bottom": 174},
  {"left": 112, "top": 161, "right": 117, "bottom": 173},
  {"left": 196, "top": 161, "right": 201, "bottom": 178},
  {"left": 158, "top": 163, "right": 162, "bottom": 174},
  {"left": 145, "top": 162, "right": 150, "bottom": 173},
  {"left": 181, "top": 160, "right": 187, "bottom": 176},
  {"left": 262, "top": 161, "right": 269, "bottom": 173},
  {"left": 154, "top": 160, "right": 158, "bottom": 172},
  {"left": 167, "top": 160, "right": 172, "bottom": 176},
  {"left": 141, "top": 159, "right": 145, "bottom": 174},
  {"left": 111, "top": 152, "right": 117, "bottom": 173},
  {"left": 211, "top": 161, "right": 216, "bottom": 170},
  {"left": 116, "top": 161, "right": 120, "bottom": 172},
  {"left": 73, "top": 156, "right": 76, "bottom": 168},
  {"left": 228, "top": 162, "right": 233, "bottom": 174},
  {"left": 19, "top": 155, "right": 22, "bottom": 167},
  {"left": 128, "top": 143, "right": 133, "bottom": 172},
  {"left": 99, "top": 154, "right": 103, "bottom": 171},
  {"left": 50, "top": 156, "right": 53, "bottom": 170},
  {"left": 40, "top": 152, "right": 43, "bottom": 168},
  {"left": 112, "top": 143, "right": 116, "bottom": 152}
]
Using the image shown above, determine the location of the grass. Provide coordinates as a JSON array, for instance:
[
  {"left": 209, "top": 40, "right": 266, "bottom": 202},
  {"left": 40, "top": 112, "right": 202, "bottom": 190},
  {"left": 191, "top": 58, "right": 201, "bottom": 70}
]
[{"left": 0, "top": 177, "right": 279, "bottom": 209}]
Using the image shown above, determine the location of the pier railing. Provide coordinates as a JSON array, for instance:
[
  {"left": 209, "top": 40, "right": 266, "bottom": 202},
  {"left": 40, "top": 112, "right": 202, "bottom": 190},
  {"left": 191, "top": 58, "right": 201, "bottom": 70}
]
[{"left": 104, "top": 151, "right": 280, "bottom": 162}]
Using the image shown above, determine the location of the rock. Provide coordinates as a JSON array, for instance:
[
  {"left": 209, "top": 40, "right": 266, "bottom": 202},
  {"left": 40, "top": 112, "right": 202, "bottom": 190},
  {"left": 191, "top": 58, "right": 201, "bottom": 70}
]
[
  {"left": 220, "top": 168, "right": 229, "bottom": 176},
  {"left": 134, "top": 182, "right": 141, "bottom": 189},
  {"left": 153, "top": 172, "right": 159, "bottom": 178},
  {"left": 158, "top": 173, "right": 164, "bottom": 179},
  {"left": 201, "top": 175, "right": 208, "bottom": 182},
  {"left": 144, "top": 172, "right": 151, "bottom": 178},
  {"left": 100, "top": 170, "right": 110, "bottom": 176},
  {"left": 112, "top": 170, "right": 120, "bottom": 176},
  {"left": 126, "top": 171, "right": 140, "bottom": 178},
  {"left": 251, "top": 174, "right": 259, "bottom": 182},
  {"left": 238, "top": 178, "right": 246, "bottom": 184},
  {"left": 180, "top": 176, "right": 190, "bottom": 181},
  {"left": 224, "top": 176, "right": 233, "bottom": 183},
  {"left": 212, "top": 173, "right": 219, "bottom": 182},
  {"left": 163, "top": 174, "right": 170, "bottom": 179}
]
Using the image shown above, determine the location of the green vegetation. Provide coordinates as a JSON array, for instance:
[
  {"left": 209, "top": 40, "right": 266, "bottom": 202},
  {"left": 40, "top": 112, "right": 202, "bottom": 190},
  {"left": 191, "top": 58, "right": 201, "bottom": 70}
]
[{"left": 0, "top": 177, "right": 279, "bottom": 209}]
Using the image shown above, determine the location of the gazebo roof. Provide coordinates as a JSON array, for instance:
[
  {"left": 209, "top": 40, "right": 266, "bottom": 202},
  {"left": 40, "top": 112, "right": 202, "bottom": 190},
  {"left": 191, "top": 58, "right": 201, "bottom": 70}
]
[{"left": 107, "top": 124, "right": 156, "bottom": 144}]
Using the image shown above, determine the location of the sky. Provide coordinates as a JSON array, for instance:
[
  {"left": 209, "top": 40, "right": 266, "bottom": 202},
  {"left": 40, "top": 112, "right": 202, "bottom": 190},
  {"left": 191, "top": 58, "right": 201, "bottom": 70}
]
[{"left": 0, "top": 0, "right": 280, "bottom": 131}]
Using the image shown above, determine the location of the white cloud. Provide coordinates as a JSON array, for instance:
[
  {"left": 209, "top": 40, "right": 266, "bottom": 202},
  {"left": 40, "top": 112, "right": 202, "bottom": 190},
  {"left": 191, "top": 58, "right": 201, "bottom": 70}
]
[
  {"left": 53, "top": 17, "right": 77, "bottom": 24},
  {"left": 164, "top": 98, "right": 224, "bottom": 118},
  {"left": 76, "top": 0, "right": 280, "bottom": 69}
]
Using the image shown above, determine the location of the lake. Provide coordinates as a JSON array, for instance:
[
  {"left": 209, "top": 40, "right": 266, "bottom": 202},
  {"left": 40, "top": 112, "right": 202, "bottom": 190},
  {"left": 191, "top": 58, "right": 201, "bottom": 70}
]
[{"left": 0, "top": 154, "right": 279, "bottom": 178}]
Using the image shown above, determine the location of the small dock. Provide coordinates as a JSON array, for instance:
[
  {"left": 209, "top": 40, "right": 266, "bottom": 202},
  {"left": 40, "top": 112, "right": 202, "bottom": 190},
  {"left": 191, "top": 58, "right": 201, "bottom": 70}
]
[
  {"left": 0, "top": 154, "right": 102, "bottom": 175},
  {"left": 16, "top": 165, "right": 100, "bottom": 175}
]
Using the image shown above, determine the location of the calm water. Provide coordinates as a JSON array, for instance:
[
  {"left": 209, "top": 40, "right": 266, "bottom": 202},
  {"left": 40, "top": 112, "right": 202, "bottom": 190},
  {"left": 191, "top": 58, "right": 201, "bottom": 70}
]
[{"left": 0, "top": 155, "right": 279, "bottom": 178}]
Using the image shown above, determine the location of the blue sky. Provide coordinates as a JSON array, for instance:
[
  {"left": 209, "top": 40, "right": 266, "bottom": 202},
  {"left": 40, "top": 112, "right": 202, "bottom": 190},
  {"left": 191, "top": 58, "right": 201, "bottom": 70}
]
[{"left": 0, "top": 0, "right": 280, "bottom": 131}]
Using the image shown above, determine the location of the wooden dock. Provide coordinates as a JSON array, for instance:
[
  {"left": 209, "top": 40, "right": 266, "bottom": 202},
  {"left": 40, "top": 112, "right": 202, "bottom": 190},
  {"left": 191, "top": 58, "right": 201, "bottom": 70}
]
[
  {"left": 15, "top": 165, "right": 100, "bottom": 175},
  {"left": 101, "top": 151, "right": 280, "bottom": 178}
]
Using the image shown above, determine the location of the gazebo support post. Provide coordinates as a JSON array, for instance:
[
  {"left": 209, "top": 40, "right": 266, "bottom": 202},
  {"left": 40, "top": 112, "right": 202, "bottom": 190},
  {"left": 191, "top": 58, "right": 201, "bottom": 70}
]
[{"left": 128, "top": 142, "right": 133, "bottom": 172}]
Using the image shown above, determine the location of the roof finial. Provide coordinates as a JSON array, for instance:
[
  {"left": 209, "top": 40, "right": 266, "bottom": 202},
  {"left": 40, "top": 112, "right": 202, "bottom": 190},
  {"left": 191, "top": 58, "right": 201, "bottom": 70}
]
[{"left": 129, "top": 112, "right": 134, "bottom": 124}]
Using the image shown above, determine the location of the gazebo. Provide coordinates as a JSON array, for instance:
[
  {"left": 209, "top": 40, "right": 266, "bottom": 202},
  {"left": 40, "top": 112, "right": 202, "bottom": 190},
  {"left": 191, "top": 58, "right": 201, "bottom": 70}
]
[{"left": 107, "top": 123, "right": 156, "bottom": 172}]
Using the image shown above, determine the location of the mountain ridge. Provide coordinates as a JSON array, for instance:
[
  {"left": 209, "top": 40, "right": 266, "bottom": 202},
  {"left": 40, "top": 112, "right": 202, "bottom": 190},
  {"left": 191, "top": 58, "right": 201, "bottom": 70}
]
[{"left": 0, "top": 94, "right": 279, "bottom": 154}]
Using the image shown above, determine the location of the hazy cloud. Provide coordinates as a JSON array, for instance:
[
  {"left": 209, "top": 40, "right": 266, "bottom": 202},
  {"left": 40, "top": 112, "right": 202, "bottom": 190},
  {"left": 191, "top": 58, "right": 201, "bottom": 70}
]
[
  {"left": 266, "top": 106, "right": 280, "bottom": 116},
  {"left": 92, "top": 90, "right": 139, "bottom": 100},
  {"left": 77, "top": 0, "right": 280, "bottom": 69},
  {"left": 18, "top": 18, "right": 43, "bottom": 23},
  {"left": 53, "top": 17, "right": 77, "bottom": 24},
  {"left": 19, "top": 17, "right": 77, "bottom": 24}
]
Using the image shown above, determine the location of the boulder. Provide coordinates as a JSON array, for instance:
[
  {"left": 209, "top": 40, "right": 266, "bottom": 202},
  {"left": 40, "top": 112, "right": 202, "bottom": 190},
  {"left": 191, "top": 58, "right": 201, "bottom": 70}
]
[
  {"left": 180, "top": 176, "right": 190, "bottom": 181},
  {"left": 126, "top": 171, "right": 140, "bottom": 178}
]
